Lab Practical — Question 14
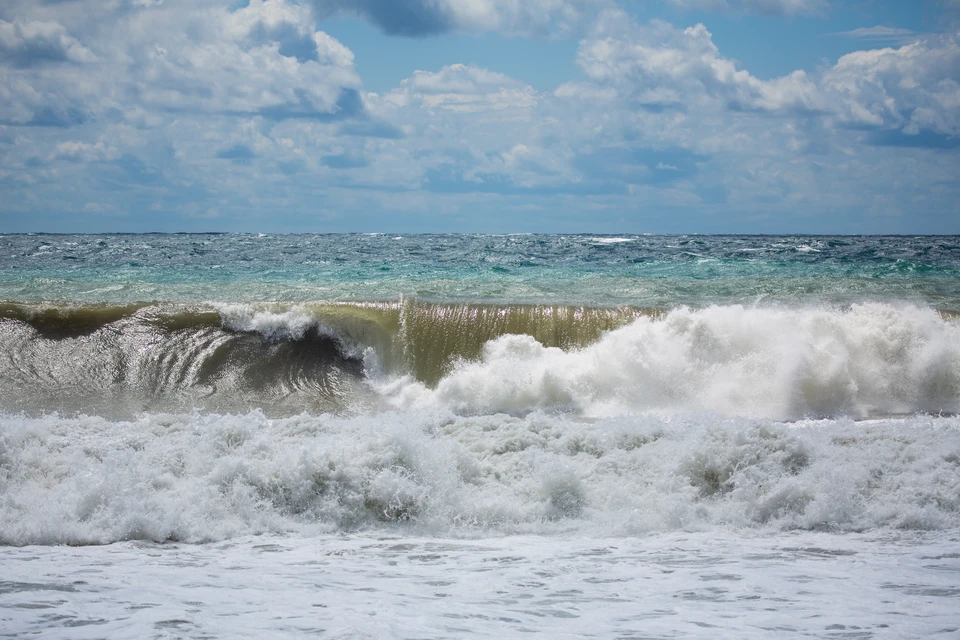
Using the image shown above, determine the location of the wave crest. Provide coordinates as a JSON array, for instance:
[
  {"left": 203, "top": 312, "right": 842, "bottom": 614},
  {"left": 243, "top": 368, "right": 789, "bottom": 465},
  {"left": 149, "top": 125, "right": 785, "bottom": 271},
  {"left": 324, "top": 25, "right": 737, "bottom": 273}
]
[{"left": 383, "top": 303, "right": 960, "bottom": 421}]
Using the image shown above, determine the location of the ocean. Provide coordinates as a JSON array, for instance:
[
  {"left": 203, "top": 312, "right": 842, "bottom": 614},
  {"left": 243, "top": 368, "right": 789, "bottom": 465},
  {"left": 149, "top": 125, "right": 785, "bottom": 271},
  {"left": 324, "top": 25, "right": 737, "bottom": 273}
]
[{"left": 1, "top": 233, "right": 958, "bottom": 638}]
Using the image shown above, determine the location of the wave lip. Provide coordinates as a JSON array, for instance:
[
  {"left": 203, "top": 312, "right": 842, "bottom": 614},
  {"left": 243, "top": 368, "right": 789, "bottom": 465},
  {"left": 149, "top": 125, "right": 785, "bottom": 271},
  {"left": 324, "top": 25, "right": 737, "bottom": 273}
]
[{"left": 0, "top": 302, "right": 147, "bottom": 339}]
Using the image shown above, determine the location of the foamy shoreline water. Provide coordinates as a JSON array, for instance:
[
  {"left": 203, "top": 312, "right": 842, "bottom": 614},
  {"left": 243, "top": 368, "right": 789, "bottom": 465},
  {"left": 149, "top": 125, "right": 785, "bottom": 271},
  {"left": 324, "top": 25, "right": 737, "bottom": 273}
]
[{"left": 3, "top": 531, "right": 958, "bottom": 638}]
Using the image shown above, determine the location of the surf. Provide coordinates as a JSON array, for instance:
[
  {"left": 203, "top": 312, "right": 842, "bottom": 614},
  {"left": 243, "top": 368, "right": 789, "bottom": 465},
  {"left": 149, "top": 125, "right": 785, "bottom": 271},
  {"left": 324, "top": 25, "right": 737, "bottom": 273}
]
[{"left": 1, "top": 300, "right": 958, "bottom": 420}]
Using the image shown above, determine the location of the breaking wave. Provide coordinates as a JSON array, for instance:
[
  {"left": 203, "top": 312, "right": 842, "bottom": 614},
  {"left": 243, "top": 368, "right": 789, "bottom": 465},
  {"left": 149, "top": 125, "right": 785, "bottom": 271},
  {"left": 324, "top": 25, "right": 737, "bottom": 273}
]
[
  {"left": 0, "top": 410, "right": 957, "bottom": 545},
  {"left": 1, "top": 300, "right": 958, "bottom": 419},
  {"left": 383, "top": 302, "right": 960, "bottom": 420},
  {"left": 1, "top": 299, "right": 959, "bottom": 545}
]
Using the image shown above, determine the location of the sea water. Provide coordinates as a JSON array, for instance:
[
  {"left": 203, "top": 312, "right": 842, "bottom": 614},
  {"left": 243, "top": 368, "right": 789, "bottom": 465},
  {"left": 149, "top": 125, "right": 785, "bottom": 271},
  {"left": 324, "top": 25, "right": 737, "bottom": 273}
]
[{"left": 1, "top": 234, "right": 958, "bottom": 638}]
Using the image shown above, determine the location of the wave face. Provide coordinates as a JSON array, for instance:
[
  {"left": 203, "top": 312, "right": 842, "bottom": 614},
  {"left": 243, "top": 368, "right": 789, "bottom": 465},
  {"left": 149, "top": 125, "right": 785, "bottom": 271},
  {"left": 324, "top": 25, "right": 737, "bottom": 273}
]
[
  {"left": 0, "top": 300, "right": 644, "bottom": 416},
  {"left": 1, "top": 301, "right": 958, "bottom": 419},
  {"left": 0, "top": 303, "right": 368, "bottom": 416}
]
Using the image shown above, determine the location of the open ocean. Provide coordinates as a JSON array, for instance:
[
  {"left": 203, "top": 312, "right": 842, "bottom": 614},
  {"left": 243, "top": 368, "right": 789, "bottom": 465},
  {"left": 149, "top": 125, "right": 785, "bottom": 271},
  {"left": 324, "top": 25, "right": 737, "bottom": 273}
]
[{"left": 1, "top": 233, "right": 959, "bottom": 638}]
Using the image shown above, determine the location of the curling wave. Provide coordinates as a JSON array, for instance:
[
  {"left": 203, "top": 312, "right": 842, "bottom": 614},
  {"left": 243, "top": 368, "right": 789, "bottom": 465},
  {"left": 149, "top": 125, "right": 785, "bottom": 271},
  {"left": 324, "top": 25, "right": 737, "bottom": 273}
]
[
  {"left": 0, "top": 300, "right": 645, "bottom": 416},
  {"left": 0, "top": 300, "right": 958, "bottom": 419}
]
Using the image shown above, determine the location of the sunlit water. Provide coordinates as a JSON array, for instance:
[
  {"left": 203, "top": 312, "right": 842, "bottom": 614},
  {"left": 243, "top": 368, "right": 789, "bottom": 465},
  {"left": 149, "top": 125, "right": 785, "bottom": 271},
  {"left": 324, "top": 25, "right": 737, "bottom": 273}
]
[{"left": 1, "top": 234, "right": 959, "bottom": 637}]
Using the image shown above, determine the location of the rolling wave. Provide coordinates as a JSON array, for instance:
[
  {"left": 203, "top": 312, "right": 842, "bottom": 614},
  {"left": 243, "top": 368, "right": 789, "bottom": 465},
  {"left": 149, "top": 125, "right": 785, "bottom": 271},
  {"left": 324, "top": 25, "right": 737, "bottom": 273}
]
[
  {"left": 382, "top": 302, "right": 960, "bottom": 420},
  {"left": 0, "top": 300, "right": 958, "bottom": 419},
  {"left": 0, "top": 300, "right": 645, "bottom": 416}
]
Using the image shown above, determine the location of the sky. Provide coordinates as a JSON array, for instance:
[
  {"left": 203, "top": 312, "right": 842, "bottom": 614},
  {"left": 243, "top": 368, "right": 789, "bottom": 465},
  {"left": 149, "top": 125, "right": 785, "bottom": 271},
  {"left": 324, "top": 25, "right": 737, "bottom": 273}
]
[{"left": 1, "top": 0, "right": 958, "bottom": 234}]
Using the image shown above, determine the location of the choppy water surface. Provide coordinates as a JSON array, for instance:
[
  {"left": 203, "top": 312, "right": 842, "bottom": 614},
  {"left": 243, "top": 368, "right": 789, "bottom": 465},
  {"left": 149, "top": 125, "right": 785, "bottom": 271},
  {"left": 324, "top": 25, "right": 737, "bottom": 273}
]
[
  {"left": 1, "top": 234, "right": 959, "bottom": 638},
  {"left": 2, "top": 233, "right": 960, "bottom": 307}
]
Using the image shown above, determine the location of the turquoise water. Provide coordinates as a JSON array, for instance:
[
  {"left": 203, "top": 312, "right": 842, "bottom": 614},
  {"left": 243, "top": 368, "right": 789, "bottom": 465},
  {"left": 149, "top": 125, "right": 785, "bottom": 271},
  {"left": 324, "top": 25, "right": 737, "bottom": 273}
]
[{"left": 3, "top": 233, "right": 959, "bottom": 308}]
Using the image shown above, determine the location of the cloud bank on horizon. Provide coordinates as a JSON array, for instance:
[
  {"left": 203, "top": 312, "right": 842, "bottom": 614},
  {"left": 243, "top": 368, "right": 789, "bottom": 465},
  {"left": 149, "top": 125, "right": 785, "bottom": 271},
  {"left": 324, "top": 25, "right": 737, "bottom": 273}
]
[{"left": 0, "top": 0, "right": 957, "bottom": 233}]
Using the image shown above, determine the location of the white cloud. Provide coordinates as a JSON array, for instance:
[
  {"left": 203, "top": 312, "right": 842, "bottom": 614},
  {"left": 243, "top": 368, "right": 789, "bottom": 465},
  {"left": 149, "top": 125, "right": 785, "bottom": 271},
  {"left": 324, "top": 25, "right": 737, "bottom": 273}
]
[
  {"left": 1, "top": 0, "right": 362, "bottom": 125},
  {"left": 822, "top": 32, "right": 960, "bottom": 135},
  {"left": 569, "top": 12, "right": 960, "bottom": 141},
  {"left": 50, "top": 139, "right": 121, "bottom": 162},
  {"left": 383, "top": 63, "right": 538, "bottom": 112},
  {"left": 226, "top": 0, "right": 314, "bottom": 41},
  {"left": 831, "top": 26, "right": 917, "bottom": 43},
  {"left": 537, "top": 10, "right": 960, "bottom": 228},
  {"left": 118, "top": 2, "right": 361, "bottom": 117},
  {"left": 1, "top": 0, "right": 958, "bottom": 232},
  {"left": 0, "top": 65, "right": 102, "bottom": 126},
  {"left": 575, "top": 12, "right": 825, "bottom": 115},
  {"left": 360, "top": 63, "right": 586, "bottom": 190}
]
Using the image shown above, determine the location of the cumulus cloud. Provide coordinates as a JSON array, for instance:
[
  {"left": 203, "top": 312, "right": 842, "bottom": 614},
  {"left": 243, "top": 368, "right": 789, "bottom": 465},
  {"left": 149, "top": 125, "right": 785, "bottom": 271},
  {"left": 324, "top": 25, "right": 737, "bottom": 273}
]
[
  {"left": 573, "top": 12, "right": 824, "bottom": 115},
  {"left": 567, "top": 12, "right": 959, "bottom": 142},
  {"left": 1, "top": 0, "right": 958, "bottom": 232},
  {"left": 0, "top": 68, "right": 100, "bottom": 126},
  {"left": 541, "top": 10, "right": 959, "bottom": 225},
  {"left": 667, "top": 0, "right": 827, "bottom": 16},
  {"left": 308, "top": 0, "right": 608, "bottom": 37},
  {"left": 117, "top": 1, "right": 362, "bottom": 118},
  {"left": 361, "top": 62, "right": 584, "bottom": 190},
  {"left": 0, "top": 0, "right": 378, "bottom": 225},
  {"left": 1, "top": 0, "right": 363, "bottom": 125},
  {"left": 822, "top": 32, "right": 960, "bottom": 137},
  {"left": 49, "top": 139, "right": 121, "bottom": 162}
]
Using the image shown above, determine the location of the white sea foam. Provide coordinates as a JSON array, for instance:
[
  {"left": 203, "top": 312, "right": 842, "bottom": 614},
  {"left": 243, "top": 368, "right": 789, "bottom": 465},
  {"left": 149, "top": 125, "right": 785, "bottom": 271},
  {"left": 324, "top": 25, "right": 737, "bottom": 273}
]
[
  {"left": 1, "top": 303, "right": 959, "bottom": 548},
  {"left": 3, "top": 531, "right": 958, "bottom": 639},
  {"left": 5, "top": 235, "right": 960, "bottom": 638},
  {"left": 215, "top": 303, "right": 318, "bottom": 340},
  {"left": 0, "top": 408, "right": 957, "bottom": 546},
  {"left": 590, "top": 237, "right": 635, "bottom": 244},
  {"left": 382, "top": 303, "right": 960, "bottom": 420}
]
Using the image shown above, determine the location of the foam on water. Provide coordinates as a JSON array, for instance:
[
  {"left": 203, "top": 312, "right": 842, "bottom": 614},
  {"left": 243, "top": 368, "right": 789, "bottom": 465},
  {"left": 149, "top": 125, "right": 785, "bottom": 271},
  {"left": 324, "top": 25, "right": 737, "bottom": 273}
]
[
  {"left": 590, "top": 237, "right": 635, "bottom": 244},
  {"left": 2, "top": 302, "right": 958, "bottom": 546},
  {"left": 1, "top": 408, "right": 957, "bottom": 546},
  {"left": 15, "top": 300, "right": 958, "bottom": 421},
  {"left": 216, "top": 303, "right": 320, "bottom": 341},
  {"left": 3, "top": 531, "right": 959, "bottom": 638},
  {"left": 381, "top": 303, "right": 960, "bottom": 420}
]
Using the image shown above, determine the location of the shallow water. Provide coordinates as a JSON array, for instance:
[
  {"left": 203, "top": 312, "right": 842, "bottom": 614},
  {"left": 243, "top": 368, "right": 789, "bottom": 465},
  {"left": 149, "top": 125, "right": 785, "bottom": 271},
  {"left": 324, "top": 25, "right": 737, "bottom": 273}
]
[{"left": 3, "top": 532, "right": 959, "bottom": 639}]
